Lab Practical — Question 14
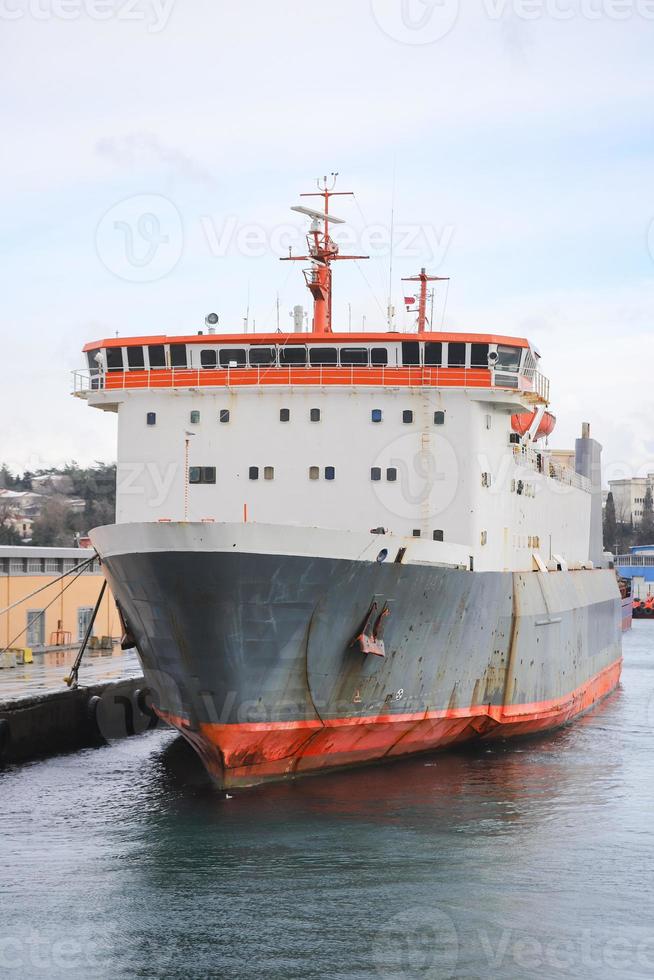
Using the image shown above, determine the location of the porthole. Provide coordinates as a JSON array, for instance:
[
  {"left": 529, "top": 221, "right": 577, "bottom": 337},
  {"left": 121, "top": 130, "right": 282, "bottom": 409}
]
[
  {"left": 325, "top": 466, "right": 335, "bottom": 481},
  {"left": 249, "top": 467, "right": 259, "bottom": 481},
  {"left": 370, "top": 467, "right": 382, "bottom": 481},
  {"left": 309, "top": 466, "right": 319, "bottom": 481},
  {"left": 434, "top": 411, "right": 445, "bottom": 425},
  {"left": 371, "top": 409, "right": 382, "bottom": 423},
  {"left": 190, "top": 411, "right": 200, "bottom": 425},
  {"left": 219, "top": 410, "right": 230, "bottom": 423},
  {"left": 402, "top": 410, "right": 413, "bottom": 424},
  {"left": 264, "top": 466, "right": 274, "bottom": 481},
  {"left": 387, "top": 468, "right": 397, "bottom": 482},
  {"left": 280, "top": 409, "right": 290, "bottom": 422},
  {"left": 310, "top": 408, "right": 321, "bottom": 422},
  {"left": 146, "top": 412, "right": 156, "bottom": 426},
  {"left": 433, "top": 530, "right": 444, "bottom": 542}
]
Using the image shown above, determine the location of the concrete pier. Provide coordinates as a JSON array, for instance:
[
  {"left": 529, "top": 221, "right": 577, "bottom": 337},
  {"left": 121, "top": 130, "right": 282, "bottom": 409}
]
[{"left": 0, "top": 647, "right": 167, "bottom": 766}]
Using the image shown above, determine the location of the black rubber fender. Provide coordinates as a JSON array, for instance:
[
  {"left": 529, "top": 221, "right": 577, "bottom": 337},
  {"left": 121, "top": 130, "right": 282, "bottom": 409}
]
[{"left": 0, "top": 718, "right": 11, "bottom": 762}]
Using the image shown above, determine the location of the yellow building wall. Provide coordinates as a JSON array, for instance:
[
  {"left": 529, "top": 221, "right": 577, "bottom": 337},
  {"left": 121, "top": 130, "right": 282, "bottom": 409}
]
[{"left": 2, "top": 573, "right": 118, "bottom": 649}]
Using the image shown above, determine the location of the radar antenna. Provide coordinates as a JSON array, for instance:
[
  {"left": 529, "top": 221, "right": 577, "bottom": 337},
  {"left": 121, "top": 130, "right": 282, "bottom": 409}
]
[
  {"left": 402, "top": 268, "right": 450, "bottom": 332},
  {"left": 282, "top": 174, "right": 368, "bottom": 334}
]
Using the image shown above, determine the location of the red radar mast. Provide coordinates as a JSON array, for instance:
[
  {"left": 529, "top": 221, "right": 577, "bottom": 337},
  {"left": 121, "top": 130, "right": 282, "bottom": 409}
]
[
  {"left": 281, "top": 173, "right": 368, "bottom": 334},
  {"left": 402, "top": 267, "right": 450, "bottom": 333}
]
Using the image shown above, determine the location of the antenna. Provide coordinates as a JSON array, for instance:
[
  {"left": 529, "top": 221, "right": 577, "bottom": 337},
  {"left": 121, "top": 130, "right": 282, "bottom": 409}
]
[
  {"left": 387, "top": 159, "right": 396, "bottom": 331},
  {"left": 281, "top": 174, "right": 369, "bottom": 334},
  {"left": 402, "top": 268, "right": 450, "bottom": 332}
]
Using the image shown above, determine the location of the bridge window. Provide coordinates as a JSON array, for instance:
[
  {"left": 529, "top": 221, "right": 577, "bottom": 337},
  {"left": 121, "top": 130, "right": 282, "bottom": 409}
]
[
  {"left": 219, "top": 348, "right": 246, "bottom": 368},
  {"left": 310, "top": 408, "right": 321, "bottom": 422},
  {"left": 387, "top": 468, "right": 397, "bottom": 482},
  {"left": 309, "top": 347, "right": 337, "bottom": 366},
  {"left": 249, "top": 466, "right": 259, "bottom": 481},
  {"left": 471, "top": 343, "right": 489, "bottom": 368},
  {"left": 434, "top": 411, "right": 445, "bottom": 425},
  {"left": 447, "top": 342, "right": 466, "bottom": 368},
  {"left": 371, "top": 347, "right": 388, "bottom": 366},
  {"left": 148, "top": 344, "right": 166, "bottom": 369},
  {"left": 106, "top": 348, "right": 124, "bottom": 372},
  {"left": 280, "top": 409, "right": 290, "bottom": 422},
  {"left": 127, "top": 346, "right": 145, "bottom": 370},
  {"left": 170, "top": 344, "right": 187, "bottom": 368},
  {"left": 403, "top": 410, "right": 413, "bottom": 424},
  {"left": 280, "top": 347, "right": 307, "bottom": 366},
  {"left": 402, "top": 341, "right": 420, "bottom": 366},
  {"left": 371, "top": 409, "right": 382, "bottom": 423},
  {"left": 425, "top": 342, "right": 442, "bottom": 366},
  {"left": 219, "top": 410, "right": 230, "bottom": 423},
  {"left": 371, "top": 467, "right": 382, "bottom": 481},
  {"left": 249, "top": 347, "right": 276, "bottom": 366},
  {"left": 325, "top": 466, "right": 335, "bottom": 481},
  {"left": 340, "top": 348, "right": 368, "bottom": 366},
  {"left": 201, "top": 349, "right": 217, "bottom": 369},
  {"left": 496, "top": 345, "right": 521, "bottom": 372}
]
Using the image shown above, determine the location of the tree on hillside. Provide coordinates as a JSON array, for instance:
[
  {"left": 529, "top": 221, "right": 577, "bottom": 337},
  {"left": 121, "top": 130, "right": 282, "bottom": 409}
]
[
  {"left": 639, "top": 486, "right": 654, "bottom": 544},
  {"left": 30, "top": 498, "right": 74, "bottom": 547},
  {"left": 603, "top": 492, "right": 618, "bottom": 556},
  {"left": 0, "top": 505, "right": 21, "bottom": 545}
]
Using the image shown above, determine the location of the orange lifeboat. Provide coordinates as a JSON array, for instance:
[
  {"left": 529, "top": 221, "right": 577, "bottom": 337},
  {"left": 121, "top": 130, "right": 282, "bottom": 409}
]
[{"left": 511, "top": 410, "right": 556, "bottom": 441}]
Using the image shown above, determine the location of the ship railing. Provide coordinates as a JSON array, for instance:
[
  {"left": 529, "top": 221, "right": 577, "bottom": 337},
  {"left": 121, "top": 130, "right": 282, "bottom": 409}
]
[
  {"left": 72, "top": 364, "right": 551, "bottom": 398},
  {"left": 512, "top": 445, "right": 592, "bottom": 493},
  {"left": 614, "top": 554, "right": 654, "bottom": 567}
]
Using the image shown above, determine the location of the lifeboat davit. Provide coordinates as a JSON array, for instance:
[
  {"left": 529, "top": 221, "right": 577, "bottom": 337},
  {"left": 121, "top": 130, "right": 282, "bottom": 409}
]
[{"left": 511, "top": 410, "right": 556, "bottom": 441}]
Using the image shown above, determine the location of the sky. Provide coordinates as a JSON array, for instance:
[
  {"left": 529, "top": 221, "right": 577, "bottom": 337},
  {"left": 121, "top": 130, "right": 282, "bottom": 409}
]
[{"left": 1, "top": 0, "right": 653, "bottom": 483}]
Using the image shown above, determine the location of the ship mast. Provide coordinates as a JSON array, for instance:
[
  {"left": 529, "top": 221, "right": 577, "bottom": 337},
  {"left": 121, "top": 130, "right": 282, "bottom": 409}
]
[
  {"left": 402, "top": 268, "right": 449, "bottom": 332},
  {"left": 282, "top": 174, "right": 368, "bottom": 335}
]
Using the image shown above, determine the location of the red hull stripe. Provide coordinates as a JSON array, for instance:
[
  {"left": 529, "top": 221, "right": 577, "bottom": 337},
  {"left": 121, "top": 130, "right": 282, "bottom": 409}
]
[{"left": 155, "top": 659, "right": 622, "bottom": 785}]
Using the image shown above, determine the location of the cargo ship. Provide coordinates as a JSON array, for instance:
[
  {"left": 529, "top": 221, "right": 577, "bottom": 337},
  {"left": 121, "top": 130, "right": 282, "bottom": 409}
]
[{"left": 75, "top": 178, "right": 623, "bottom": 788}]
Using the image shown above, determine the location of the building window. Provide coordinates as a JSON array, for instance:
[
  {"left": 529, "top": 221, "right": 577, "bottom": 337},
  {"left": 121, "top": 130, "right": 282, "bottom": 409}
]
[
  {"left": 45, "top": 558, "right": 60, "bottom": 574},
  {"left": 403, "top": 410, "right": 413, "bottom": 424},
  {"left": 434, "top": 411, "right": 445, "bottom": 425},
  {"left": 201, "top": 349, "right": 217, "bottom": 368},
  {"left": 412, "top": 530, "right": 421, "bottom": 538},
  {"left": 219, "top": 410, "right": 230, "bottom": 423},
  {"left": 146, "top": 412, "right": 156, "bottom": 426},
  {"left": 189, "top": 467, "right": 216, "bottom": 484},
  {"left": 190, "top": 411, "right": 200, "bottom": 424},
  {"left": 371, "top": 409, "right": 382, "bottom": 423},
  {"left": 433, "top": 530, "right": 444, "bottom": 542},
  {"left": 27, "top": 558, "right": 42, "bottom": 573},
  {"left": 310, "top": 408, "right": 321, "bottom": 422},
  {"left": 264, "top": 466, "right": 274, "bottom": 480},
  {"left": 26, "top": 610, "right": 45, "bottom": 648},
  {"left": 387, "top": 468, "right": 397, "bottom": 482},
  {"left": 325, "top": 466, "right": 335, "bottom": 481},
  {"left": 371, "top": 467, "right": 382, "bottom": 481},
  {"left": 249, "top": 467, "right": 259, "bottom": 481},
  {"left": 309, "top": 466, "right": 319, "bottom": 481},
  {"left": 280, "top": 409, "right": 290, "bottom": 422}
]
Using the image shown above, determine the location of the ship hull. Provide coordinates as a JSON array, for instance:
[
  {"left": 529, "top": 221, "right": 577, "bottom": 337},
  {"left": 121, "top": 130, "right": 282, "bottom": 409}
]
[{"left": 92, "top": 523, "right": 623, "bottom": 789}]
